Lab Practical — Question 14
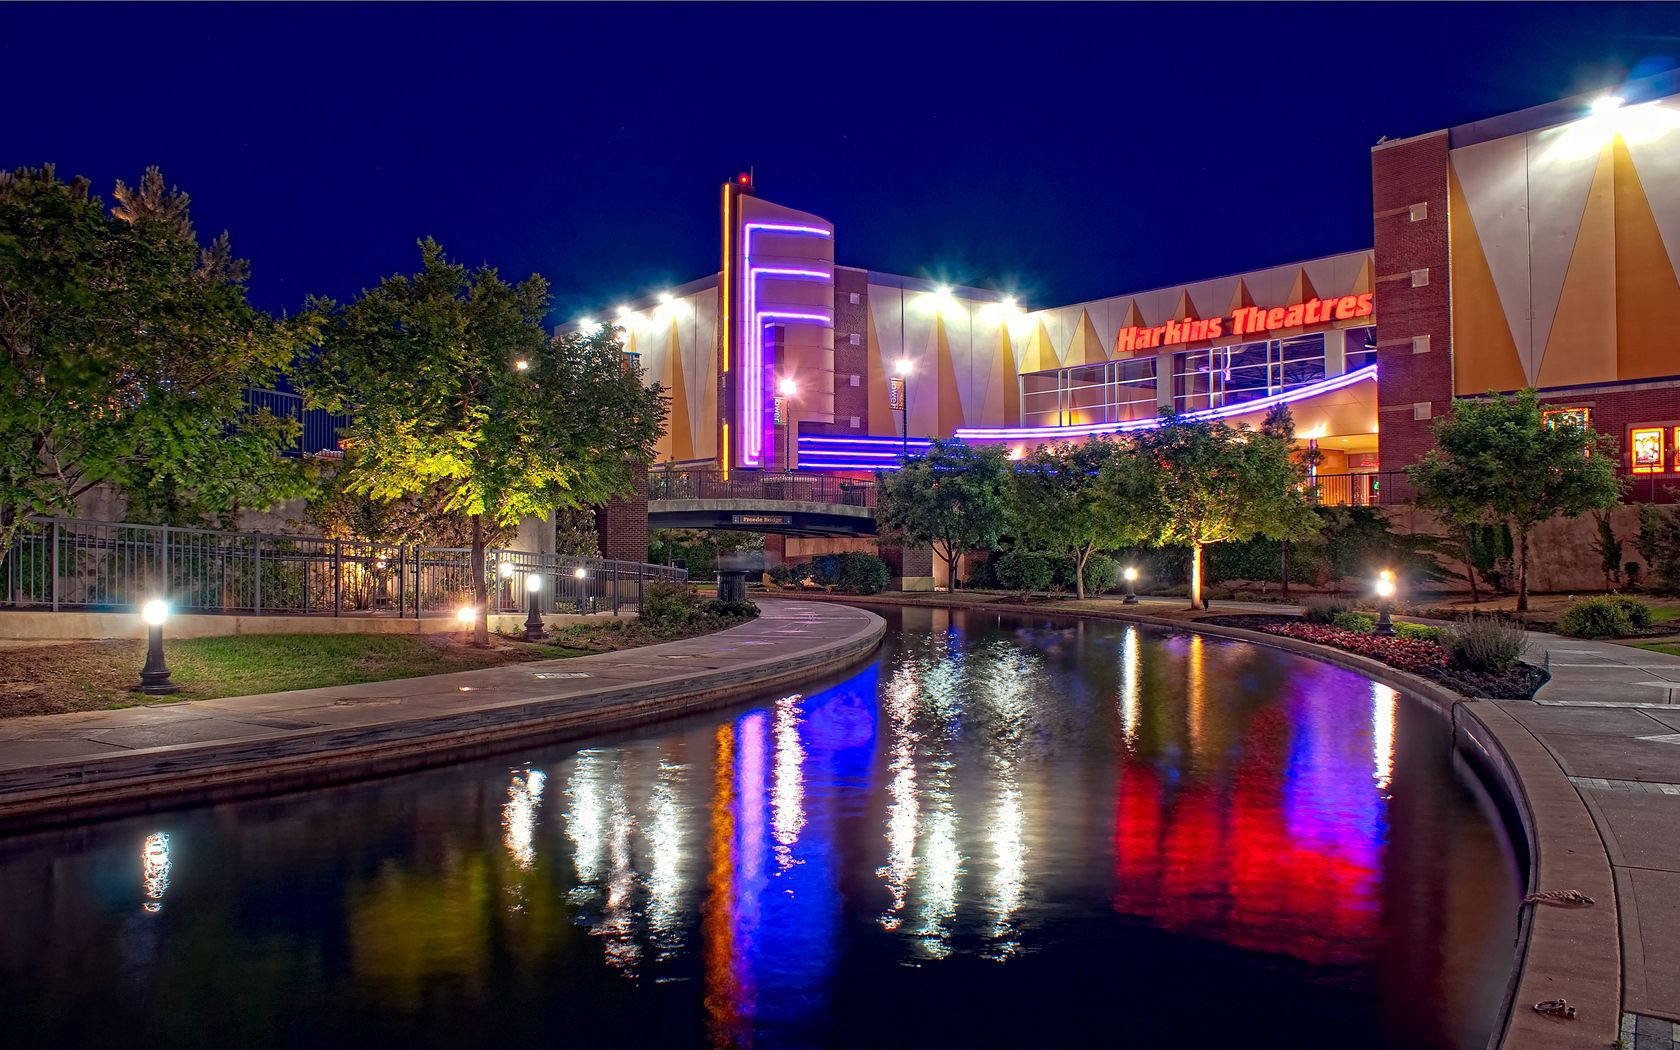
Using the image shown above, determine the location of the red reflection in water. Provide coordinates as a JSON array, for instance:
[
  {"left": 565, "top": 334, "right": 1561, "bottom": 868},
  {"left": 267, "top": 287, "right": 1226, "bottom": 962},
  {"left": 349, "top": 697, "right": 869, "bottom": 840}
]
[{"left": 1112, "top": 707, "right": 1382, "bottom": 967}]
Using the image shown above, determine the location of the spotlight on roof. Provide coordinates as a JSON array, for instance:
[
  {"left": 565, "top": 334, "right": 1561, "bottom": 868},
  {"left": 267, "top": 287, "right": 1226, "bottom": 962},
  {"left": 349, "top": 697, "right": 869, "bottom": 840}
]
[{"left": 1592, "top": 94, "right": 1624, "bottom": 116}]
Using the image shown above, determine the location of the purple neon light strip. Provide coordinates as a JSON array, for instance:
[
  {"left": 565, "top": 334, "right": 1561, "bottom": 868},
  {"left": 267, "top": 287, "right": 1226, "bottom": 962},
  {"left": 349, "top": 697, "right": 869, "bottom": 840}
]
[
  {"left": 745, "top": 268, "right": 829, "bottom": 462},
  {"left": 953, "top": 364, "right": 1378, "bottom": 441},
  {"left": 738, "top": 222, "right": 831, "bottom": 467},
  {"left": 800, "top": 436, "right": 935, "bottom": 447}
]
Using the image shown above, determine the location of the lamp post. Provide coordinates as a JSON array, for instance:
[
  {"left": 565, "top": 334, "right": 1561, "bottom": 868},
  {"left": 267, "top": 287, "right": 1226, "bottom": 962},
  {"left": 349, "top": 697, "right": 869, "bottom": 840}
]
[
  {"left": 1374, "top": 569, "right": 1397, "bottom": 636},
  {"left": 133, "top": 599, "right": 180, "bottom": 694},
  {"left": 1123, "top": 566, "right": 1139, "bottom": 605},
  {"left": 573, "top": 565, "right": 589, "bottom": 614},
  {"left": 893, "top": 357, "right": 913, "bottom": 460},
  {"left": 522, "top": 573, "right": 545, "bottom": 641},
  {"left": 456, "top": 605, "right": 477, "bottom": 639},
  {"left": 777, "top": 377, "right": 798, "bottom": 473},
  {"left": 498, "top": 559, "right": 514, "bottom": 613}
]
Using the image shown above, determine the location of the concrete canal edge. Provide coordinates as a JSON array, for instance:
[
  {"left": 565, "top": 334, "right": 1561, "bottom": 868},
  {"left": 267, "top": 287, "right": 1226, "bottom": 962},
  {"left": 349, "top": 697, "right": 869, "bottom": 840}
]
[
  {"left": 772, "top": 593, "right": 1620, "bottom": 1050},
  {"left": 0, "top": 603, "right": 885, "bottom": 834}
]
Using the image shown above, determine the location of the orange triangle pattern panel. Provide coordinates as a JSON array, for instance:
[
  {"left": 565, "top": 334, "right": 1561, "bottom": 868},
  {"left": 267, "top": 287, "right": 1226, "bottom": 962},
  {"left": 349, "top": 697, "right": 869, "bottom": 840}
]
[
  {"left": 1448, "top": 163, "right": 1527, "bottom": 394},
  {"left": 1065, "top": 309, "right": 1107, "bottom": 367},
  {"left": 866, "top": 300, "right": 891, "bottom": 431},
  {"left": 665, "top": 323, "right": 694, "bottom": 462},
  {"left": 1021, "top": 319, "right": 1060, "bottom": 373},
  {"left": 1613, "top": 136, "right": 1680, "bottom": 381},
  {"left": 934, "top": 316, "right": 963, "bottom": 438},
  {"left": 1537, "top": 145, "right": 1617, "bottom": 389}
]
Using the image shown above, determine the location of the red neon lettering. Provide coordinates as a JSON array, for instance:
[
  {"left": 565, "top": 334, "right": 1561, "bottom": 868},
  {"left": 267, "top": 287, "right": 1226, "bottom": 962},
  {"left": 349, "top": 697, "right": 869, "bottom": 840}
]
[
  {"left": 1355, "top": 292, "right": 1373, "bottom": 317},
  {"left": 1334, "top": 295, "right": 1358, "bottom": 320},
  {"left": 1265, "top": 307, "right": 1286, "bottom": 329}
]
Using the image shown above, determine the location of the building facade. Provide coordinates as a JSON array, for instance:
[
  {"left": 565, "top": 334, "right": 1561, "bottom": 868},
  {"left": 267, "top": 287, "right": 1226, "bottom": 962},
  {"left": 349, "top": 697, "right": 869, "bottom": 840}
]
[{"left": 584, "top": 72, "right": 1680, "bottom": 565}]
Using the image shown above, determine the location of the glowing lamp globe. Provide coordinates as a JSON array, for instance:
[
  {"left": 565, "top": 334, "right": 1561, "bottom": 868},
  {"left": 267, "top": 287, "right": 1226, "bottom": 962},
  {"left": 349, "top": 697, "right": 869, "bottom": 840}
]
[
  {"left": 573, "top": 567, "right": 588, "bottom": 580},
  {"left": 526, "top": 574, "right": 542, "bottom": 593},
  {"left": 456, "top": 606, "right": 477, "bottom": 626},
  {"left": 499, "top": 561, "right": 515, "bottom": 580},
  {"left": 141, "top": 599, "right": 170, "bottom": 626},
  {"left": 1124, "top": 567, "right": 1139, "bottom": 582}
]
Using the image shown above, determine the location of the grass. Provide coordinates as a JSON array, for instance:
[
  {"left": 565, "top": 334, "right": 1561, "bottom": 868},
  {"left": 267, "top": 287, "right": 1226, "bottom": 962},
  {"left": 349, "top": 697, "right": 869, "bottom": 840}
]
[
  {"left": 1632, "top": 642, "right": 1680, "bottom": 657},
  {"left": 0, "top": 632, "right": 590, "bottom": 719}
]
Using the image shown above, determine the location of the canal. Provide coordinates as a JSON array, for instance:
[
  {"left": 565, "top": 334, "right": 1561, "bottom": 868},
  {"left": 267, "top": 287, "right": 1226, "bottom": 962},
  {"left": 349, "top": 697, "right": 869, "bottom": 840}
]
[{"left": 0, "top": 607, "right": 1522, "bottom": 1048}]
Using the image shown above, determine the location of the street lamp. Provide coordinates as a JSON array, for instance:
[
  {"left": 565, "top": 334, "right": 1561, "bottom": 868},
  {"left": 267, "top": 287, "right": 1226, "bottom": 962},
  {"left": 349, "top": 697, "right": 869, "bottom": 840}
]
[
  {"left": 573, "top": 565, "right": 589, "bottom": 614},
  {"left": 498, "top": 559, "right": 515, "bottom": 613},
  {"left": 522, "top": 573, "right": 545, "bottom": 641},
  {"left": 1123, "top": 566, "right": 1140, "bottom": 605},
  {"left": 1374, "top": 569, "right": 1397, "bottom": 636},
  {"left": 777, "top": 377, "right": 798, "bottom": 472},
  {"left": 893, "top": 357, "right": 914, "bottom": 460},
  {"left": 456, "top": 605, "right": 477, "bottom": 638},
  {"left": 133, "top": 599, "right": 180, "bottom": 694}
]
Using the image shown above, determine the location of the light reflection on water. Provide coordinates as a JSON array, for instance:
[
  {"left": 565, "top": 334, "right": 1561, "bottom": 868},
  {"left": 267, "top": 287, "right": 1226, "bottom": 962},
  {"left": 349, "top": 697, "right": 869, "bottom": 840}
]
[{"left": 0, "top": 608, "right": 1520, "bottom": 1049}]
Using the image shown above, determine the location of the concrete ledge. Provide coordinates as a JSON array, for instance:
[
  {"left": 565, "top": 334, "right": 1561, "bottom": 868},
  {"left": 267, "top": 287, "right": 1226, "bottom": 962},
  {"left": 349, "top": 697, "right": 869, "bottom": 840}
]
[
  {"left": 0, "top": 608, "right": 637, "bottom": 642},
  {"left": 0, "top": 602, "right": 884, "bottom": 832},
  {"left": 651, "top": 497, "right": 873, "bottom": 518},
  {"left": 769, "top": 593, "right": 1621, "bottom": 1050}
]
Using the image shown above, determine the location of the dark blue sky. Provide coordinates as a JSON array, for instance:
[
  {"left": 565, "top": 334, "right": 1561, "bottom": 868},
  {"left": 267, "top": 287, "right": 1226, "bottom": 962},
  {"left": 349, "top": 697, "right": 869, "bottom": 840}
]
[{"left": 7, "top": 3, "right": 1678, "bottom": 323}]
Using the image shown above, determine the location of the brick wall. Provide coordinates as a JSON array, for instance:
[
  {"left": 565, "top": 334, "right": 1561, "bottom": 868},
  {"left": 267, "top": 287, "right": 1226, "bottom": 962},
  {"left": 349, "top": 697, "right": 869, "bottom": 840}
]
[
  {"left": 1535, "top": 381, "right": 1680, "bottom": 501},
  {"left": 1370, "top": 131, "right": 1453, "bottom": 471},
  {"left": 593, "top": 463, "right": 649, "bottom": 562}
]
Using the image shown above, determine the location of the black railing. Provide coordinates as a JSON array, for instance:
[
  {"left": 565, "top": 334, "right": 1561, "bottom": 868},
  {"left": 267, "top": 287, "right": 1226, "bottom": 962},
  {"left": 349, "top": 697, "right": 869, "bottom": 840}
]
[
  {"left": 243, "top": 388, "right": 351, "bottom": 458},
  {"left": 1308, "top": 470, "right": 1414, "bottom": 507},
  {"left": 2, "top": 517, "right": 685, "bottom": 617},
  {"left": 650, "top": 469, "right": 877, "bottom": 508}
]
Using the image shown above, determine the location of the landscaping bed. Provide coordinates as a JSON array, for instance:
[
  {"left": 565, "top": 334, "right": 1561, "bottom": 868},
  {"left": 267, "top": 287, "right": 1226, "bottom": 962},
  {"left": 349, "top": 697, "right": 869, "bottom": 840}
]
[{"left": 1201, "top": 614, "right": 1550, "bottom": 700}]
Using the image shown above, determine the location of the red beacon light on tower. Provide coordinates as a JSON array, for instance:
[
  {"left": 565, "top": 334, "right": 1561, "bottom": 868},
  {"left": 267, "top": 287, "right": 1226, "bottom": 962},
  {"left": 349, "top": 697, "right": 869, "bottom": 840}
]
[{"left": 736, "top": 172, "right": 752, "bottom": 187}]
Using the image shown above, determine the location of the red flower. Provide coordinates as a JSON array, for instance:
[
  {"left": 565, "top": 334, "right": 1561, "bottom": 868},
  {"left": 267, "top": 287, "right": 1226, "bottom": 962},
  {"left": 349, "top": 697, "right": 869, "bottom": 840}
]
[{"left": 1264, "top": 622, "right": 1448, "bottom": 673}]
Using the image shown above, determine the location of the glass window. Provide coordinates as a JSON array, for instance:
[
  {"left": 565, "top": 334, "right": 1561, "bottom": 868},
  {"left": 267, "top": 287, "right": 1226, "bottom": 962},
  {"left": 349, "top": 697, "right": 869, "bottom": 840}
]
[
  {"left": 1279, "top": 335, "right": 1326, "bottom": 390},
  {"left": 1631, "top": 426, "right": 1665, "bottom": 473},
  {"left": 1345, "top": 326, "right": 1377, "bottom": 371}
]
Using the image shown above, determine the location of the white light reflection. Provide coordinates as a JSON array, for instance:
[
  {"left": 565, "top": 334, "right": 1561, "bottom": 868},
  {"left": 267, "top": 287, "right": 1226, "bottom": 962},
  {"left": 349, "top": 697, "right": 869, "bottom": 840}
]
[
  {"left": 563, "top": 750, "right": 607, "bottom": 888},
  {"left": 1120, "top": 625, "right": 1141, "bottom": 746},
  {"left": 141, "top": 832, "right": 170, "bottom": 913},
  {"left": 771, "top": 693, "right": 805, "bottom": 870},
  {"left": 983, "top": 645, "right": 1033, "bottom": 958},
  {"left": 878, "top": 665, "right": 922, "bottom": 931},
  {"left": 643, "top": 759, "right": 686, "bottom": 958},
  {"left": 501, "top": 768, "right": 546, "bottom": 871},
  {"left": 1372, "top": 683, "right": 1398, "bottom": 793}
]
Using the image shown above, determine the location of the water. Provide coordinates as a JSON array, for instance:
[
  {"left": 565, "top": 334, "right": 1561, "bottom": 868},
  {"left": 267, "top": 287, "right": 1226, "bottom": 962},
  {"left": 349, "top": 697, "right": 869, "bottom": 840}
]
[{"left": 0, "top": 608, "right": 1522, "bottom": 1049}]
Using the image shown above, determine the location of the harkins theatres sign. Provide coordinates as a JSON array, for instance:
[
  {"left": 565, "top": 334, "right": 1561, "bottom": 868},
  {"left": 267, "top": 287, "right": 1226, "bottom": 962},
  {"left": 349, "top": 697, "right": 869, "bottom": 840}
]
[{"left": 1115, "top": 293, "right": 1374, "bottom": 354}]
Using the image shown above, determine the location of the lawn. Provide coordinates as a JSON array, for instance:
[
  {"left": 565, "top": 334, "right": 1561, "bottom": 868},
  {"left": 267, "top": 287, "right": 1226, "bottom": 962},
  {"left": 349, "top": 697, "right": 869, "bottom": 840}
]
[
  {"left": 0, "top": 633, "right": 591, "bottom": 719},
  {"left": 1632, "top": 642, "right": 1680, "bottom": 658}
]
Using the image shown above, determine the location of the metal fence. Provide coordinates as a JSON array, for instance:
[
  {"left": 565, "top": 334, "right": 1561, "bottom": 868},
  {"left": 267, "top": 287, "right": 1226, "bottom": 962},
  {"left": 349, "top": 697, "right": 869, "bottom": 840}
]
[
  {"left": 2, "top": 517, "right": 686, "bottom": 617},
  {"left": 243, "top": 388, "right": 351, "bottom": 458},
  {"left": 650, "top": 469, "right": 877, "bottom": 508},
  {"left": 1308, "top": 470, "right": 1415, "bottom": 507}
]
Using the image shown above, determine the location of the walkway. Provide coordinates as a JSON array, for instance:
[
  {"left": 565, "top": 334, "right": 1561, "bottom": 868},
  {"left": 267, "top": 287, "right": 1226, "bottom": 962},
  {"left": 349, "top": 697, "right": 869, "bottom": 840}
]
[
  {"left": 1500, "top": 631, "right": 1680, "bottom": 1048},
  {"left": 0, "top": 600, "right": 884, "bottom": 830}
]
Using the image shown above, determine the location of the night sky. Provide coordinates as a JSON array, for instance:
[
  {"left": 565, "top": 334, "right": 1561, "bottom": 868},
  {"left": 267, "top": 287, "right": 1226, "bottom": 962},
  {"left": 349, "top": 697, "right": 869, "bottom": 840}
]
[{"left": 6, "top": 3, "right": 1678, "bottom": 324}]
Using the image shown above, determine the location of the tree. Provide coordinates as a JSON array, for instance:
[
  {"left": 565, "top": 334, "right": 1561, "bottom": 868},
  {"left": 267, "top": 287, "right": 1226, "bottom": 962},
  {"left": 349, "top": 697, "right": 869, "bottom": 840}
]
[
  {"left": 1109, "top": 409, "right": 1320, "bottom": 610},
  {"left": 875, "top": 438, "right": 1011, "bottom": 588},
  {"left": 1012, "top": 439, "right": 1126, "bottom": 598},
  {"left": 0, "top": 165, "right": 314, "bottom": 555},
  {"left": 1408, "top": 389, "right": 1621, "bottom": 612},
  {"left": 305, "top": 240, "right": 666, "bottom": 644}
]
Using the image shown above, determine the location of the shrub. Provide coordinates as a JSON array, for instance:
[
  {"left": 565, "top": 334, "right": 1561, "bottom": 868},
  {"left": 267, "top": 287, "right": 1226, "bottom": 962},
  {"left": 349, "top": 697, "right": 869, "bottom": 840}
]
[
  {"left": 964, "top": 553, "right": 1000, "bottom": 590},
  {"left": 1637, "top": 504, "right": 1680, "bottom": 593},
  {"left": 1444, "top": 616, "right": 1527, "bottom": 671},
  {"left": 1557, "top": 594, "right": 1651, "bottom": 639},
  {"left": 1333, "top": 611, "right": 1375, "bottom": 633},
  {"left": 1083, "top": 554, "right": 1120, "bottom": 594},
  {"left": 767, "top": 564, "right": 792, "bottom": 586},
  {"left": 994, "top": 550, "right": 1055, "bottom": 592},
  {"left": 1395, "top": 622, "right": 1444, "bottom": 643},
  {"left": 640, "top": 578, "right": 700, "bottom": 632},
  {"left": 808, "top": 555, "right": 841, "bottom": 587},
  {"left": 701, "top": 598, "right": 760, "bottom": 619},
  {"left": 1303, "top": 596, "right": 1355, "bottom": 624},
  {"left": 834, "top": 552, "right": 891, "bottom": 595}
]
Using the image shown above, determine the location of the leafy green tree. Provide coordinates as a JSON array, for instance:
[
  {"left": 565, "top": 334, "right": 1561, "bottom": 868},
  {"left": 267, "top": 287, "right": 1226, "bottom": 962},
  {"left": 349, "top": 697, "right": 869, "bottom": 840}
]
[
  {"left": 0, "top": 165, "right": 314, "bottom": 554},
  {"left": 1108, "top": 409, "right": 1319, "bottom": 610},
  {"left": 305, "top": 240, "right": 666, "bottom": 644},
  {"left": 1012, "top": 438, "right": 1151, "bottom": 598},
  {"left": 875, "top": 438, "right": 1011, "bottom": 588},
  {"left": 1408, "top": 389, "right": 1621, "bottom": 611}
]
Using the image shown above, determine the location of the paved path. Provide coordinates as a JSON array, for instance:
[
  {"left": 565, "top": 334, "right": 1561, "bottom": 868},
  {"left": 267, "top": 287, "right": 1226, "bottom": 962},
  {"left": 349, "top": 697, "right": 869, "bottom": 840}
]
[
  {"left": 0, "top": 600, "right": 883, "bottom": 830},
  {"left": 1498, "top": 631, "right": 1680, "bottom": 1046}
]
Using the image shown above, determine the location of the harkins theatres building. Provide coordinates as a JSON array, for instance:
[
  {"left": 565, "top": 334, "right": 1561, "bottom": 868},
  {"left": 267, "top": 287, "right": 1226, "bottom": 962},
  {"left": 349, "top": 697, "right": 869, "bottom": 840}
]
[{"left": 582, "top": 72, "right": 1680, "bottom": 583}]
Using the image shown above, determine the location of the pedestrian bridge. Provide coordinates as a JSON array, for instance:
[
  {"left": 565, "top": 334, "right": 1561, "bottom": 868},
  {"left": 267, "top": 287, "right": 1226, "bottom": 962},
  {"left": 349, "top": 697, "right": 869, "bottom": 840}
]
[{"left": 647, "top": 470, "right": 877, "bottom": 536}]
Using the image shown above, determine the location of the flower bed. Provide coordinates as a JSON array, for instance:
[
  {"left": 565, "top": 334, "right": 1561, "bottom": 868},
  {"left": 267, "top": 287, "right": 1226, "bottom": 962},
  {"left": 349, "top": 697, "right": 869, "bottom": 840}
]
[{"left": 1264, "top": 622, "right": 1448, "bottom": 674}]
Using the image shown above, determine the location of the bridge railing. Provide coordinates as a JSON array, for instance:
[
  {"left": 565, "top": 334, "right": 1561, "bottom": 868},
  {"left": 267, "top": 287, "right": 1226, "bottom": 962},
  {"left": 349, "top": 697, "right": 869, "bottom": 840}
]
[
  {"left": 650, "top": 469, "right": 877, "bottom": 508},
  {"left": 2, "top": 516, "right": 685, "bottom": 617},
  {"left": 1307, "top": 471, "right": 1414, "bottom": 507}
]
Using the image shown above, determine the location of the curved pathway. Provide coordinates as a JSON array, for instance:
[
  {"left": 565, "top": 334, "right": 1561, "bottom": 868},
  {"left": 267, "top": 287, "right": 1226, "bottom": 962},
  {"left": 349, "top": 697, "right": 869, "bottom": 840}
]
[{"left": 0, "top": 600, "right": 883, "bottom": 831}]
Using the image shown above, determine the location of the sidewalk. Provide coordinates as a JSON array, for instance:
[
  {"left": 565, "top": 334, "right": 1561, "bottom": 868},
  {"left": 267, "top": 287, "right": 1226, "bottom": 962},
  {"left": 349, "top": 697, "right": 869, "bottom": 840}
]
[
  {"left": 1497, "top": 631, "right": 1680, "bottom": 1044},
  {"left": 0, "top": 599, "right": 884, "bottom": 830}
]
